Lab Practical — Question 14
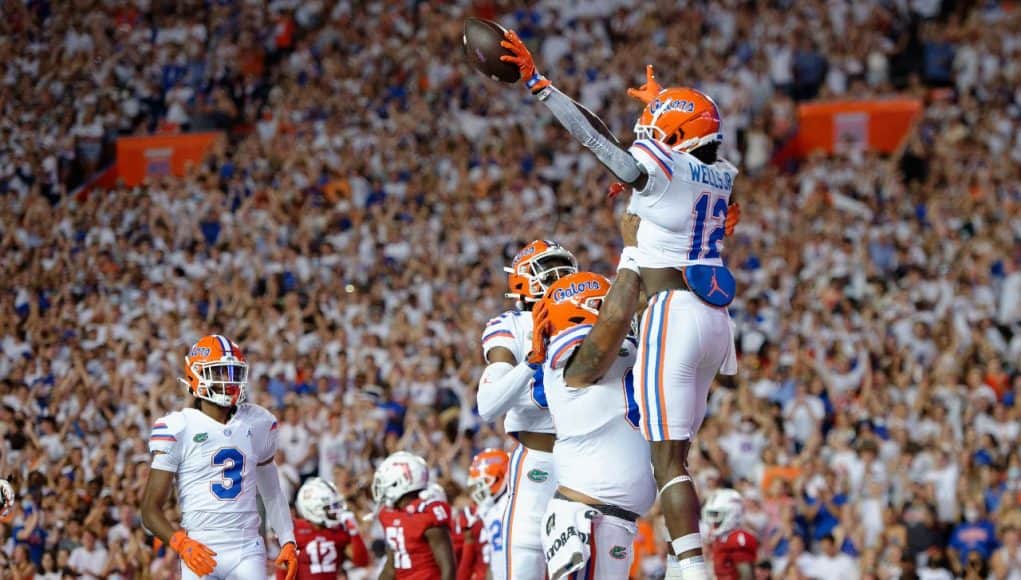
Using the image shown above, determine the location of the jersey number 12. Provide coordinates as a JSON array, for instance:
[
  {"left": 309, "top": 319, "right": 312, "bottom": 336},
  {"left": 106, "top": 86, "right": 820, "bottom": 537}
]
[{"left": 689, "top": 192, "right": 728, "bottom": 260}]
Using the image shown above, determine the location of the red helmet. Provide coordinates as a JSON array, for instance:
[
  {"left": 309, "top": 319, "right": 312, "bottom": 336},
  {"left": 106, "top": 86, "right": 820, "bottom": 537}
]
[{"left": 633, "top": 87, "right": 722, "bottom": 153}]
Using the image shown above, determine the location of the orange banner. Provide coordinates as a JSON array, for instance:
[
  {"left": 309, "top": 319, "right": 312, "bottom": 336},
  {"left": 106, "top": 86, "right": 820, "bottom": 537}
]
[
  {"left": 795, "top": 99, "right": 922, "bottom": 156},
  {"left": 116, "top": 132, "right": 224, "bottom": 186}
]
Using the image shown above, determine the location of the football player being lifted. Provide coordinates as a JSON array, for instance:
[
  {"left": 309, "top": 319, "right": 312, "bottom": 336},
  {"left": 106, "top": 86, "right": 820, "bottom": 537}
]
[
  {"left": 139, "top": 335, "right": 298, "bottom": 580},
  {"left": 375, "top": 451, "right": 456, "bottom": 580},
  {"left": 501, "top": 31, "right": 740, "bottom": 580},
  {"left": 477, "top": 239, "right": 577, "bottom": 579}
]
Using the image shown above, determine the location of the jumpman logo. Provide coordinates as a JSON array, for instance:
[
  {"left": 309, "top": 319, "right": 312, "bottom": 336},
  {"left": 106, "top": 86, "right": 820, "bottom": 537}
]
[{"left": 708, "top": 270, "right": 730, "bottom": 299}]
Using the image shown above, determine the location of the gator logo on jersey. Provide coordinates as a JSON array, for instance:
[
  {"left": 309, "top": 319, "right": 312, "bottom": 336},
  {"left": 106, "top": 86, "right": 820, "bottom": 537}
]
[
  {"left": 546, "top": 513, "right": 556, "bottom": 535},
  {"left": 610, "top": 545, "right": 628, "bottom": 559},
  {"left": 189, "top": 346, "right": 212, "bottom": 357},
  {"left": 193, "top": 433, "right": 208, "bottom": 443},
  {"left": 527, "top": 469, "right": 549, "bottom": 483},
  {"left": 551, "top": 280, "right": 602, "bottom": 303}
]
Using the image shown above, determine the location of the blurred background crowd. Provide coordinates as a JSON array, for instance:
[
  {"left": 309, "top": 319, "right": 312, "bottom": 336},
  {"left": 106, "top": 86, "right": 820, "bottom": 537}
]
[{"left": 1, "top": 0, "right": 1019, "bottom": 578}]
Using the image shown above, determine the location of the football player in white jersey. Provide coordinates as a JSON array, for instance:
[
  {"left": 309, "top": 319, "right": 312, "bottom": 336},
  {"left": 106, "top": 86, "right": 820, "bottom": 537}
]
[
  {"left": 527, "top": 218, "right": 654, "bottom": 579},
  {"left": 140, "top": 335, "right": 299, "bottom": 580},
  {"left": 502, "top": 33, "right": 740, "bottom": 580},
  {"left": 477, "top": 239, "right": 577, "bottom": 579},
  {"left": 465, "top": 448, "right": 513, "bottom": 580}
]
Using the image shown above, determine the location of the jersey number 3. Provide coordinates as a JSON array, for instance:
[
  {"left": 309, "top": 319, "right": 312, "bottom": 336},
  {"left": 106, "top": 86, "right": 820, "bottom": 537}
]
[
  {"left": 211, "top": 447, "right": 245, "bottom": 500},
  {"left": 689, "top": 192, "right": 727, "bottom": 260}
]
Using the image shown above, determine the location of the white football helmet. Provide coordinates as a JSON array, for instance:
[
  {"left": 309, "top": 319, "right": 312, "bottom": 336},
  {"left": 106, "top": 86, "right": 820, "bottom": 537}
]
[
  {"left": 702, "top": 488, "right": 744, "bottom": 539},
  {"left": 296, "top": 477, "right": 347, "bottom": 528},
  {"left": 372, "top": 452, "right": 430, "bottom": 507},
  {"left": 419, "top": 482, "right": 447, "bottom": 504}
]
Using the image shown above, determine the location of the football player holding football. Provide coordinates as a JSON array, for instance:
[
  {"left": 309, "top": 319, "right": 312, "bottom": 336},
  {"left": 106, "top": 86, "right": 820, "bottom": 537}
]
[
  {"left": 140, "top": 335, "right": 299, "bottom": 579},
  {"left": 375, "top": 452, "right": 456, "bottom": 580},
  {"left": 703, "top": 489, "right": 758, "bottom": 580},
  {"left": 502, "top": 31, "right": 739, "bottom": 580},
  {"left": 284, "top": 477, "right": 369, "bottom": 579},
  {"left": 477, "top": 239, "right": 577, "bottom": 579}
]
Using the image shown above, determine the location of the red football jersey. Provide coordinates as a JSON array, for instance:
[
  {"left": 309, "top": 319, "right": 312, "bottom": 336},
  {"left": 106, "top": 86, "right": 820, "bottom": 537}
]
[
  {"left": 711, "top": 528, "right": 759, "bottom": 580},
  {"left": 453, "top": 505, "right": 487, "bottom": 580},
  {"left": 277, "top": 518, "right": 367, "bottom": 579},
  {"left": 379, "top": 498, "right": 453, "bottom": 580}
]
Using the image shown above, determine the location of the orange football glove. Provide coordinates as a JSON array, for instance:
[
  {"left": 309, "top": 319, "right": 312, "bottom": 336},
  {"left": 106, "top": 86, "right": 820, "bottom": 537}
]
[
  {"left": 275, "top": 541, "right": 299, "bottom": 580},
  {"left": 500, "top": 30, "right": 550, "bottom": 93},
  {"left": 169, "top": 530, "right": 217, "bottom": 577},
  {"left": 528, "top": 300, "right": 551, "bottom": 365},
  {"left": 607, "top": 181, "right": 627, "bottom": 201},
  {"left": 626, "top": 64, "right": 663, "bottom": 105},
  {"left": 725, "top": 202, "right": 741, "bottom": 236}
]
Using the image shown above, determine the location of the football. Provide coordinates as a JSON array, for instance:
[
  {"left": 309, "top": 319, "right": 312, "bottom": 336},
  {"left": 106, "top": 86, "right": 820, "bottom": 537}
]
[{"left": 463, "top": 18, "right": 521, "bottom": 83}]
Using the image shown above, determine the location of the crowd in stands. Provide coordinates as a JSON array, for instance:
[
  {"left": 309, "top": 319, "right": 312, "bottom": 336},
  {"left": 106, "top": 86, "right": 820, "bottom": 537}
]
[{"left": 1, "top": 0, "right": 1019, "bottom": 578}]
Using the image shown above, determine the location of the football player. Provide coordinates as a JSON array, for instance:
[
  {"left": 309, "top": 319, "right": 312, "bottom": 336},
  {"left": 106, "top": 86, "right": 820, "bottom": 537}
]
[
  {"left": 285, "top": 477, "right": 369, "bottom": 579},
  {"left": 702, "top": 489, "right": 758, "bottom": 580},
  {"left": 528, "top": 215, "right": 654, "bottom": 580},
  {"left": 459, "top": 448, "right": 512, "bottom": 580},
  {"left": 477, "top": 239, "right": 577, "bottom": 579},
  {"left": 375, "top": 452, "right": 456, "bottom": 580},
  {"left": 140, "top": 335, "right": 299, "bottom": 579},
  {"left": 502, "top": 32, "right": 739, "bottom": 580}
]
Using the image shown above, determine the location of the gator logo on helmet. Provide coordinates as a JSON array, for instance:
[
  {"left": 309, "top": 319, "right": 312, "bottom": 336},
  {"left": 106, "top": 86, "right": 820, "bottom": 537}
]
[{"left": 551, "top": 280, "right": 602, "bottom": 303}]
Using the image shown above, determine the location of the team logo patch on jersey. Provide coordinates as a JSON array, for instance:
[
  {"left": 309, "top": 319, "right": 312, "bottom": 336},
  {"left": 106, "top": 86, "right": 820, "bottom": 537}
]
[
  {"left": 193, "top": 433, "right": 208, "bottom": 443},
  {"left": 610, "top": 545, "right": 628, "bottom": 559},
  {"left": 527, "top": 469, "right": 549, "bottom": 483}
]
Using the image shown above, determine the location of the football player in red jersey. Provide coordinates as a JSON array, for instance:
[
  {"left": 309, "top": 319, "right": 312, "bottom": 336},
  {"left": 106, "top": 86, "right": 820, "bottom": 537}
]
[
  {"left": 703, "top": 489, "right": 758, "bottom": 580},
  {"left": 375, "top": 452, "right": 456, "bottom": 580},
  {"left": 278, "top": 478, "right": 369, "bottom": 579}
]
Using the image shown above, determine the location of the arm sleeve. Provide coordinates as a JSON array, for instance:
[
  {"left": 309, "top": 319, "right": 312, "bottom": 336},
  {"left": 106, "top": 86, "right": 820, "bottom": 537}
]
[
  {"left": 535, "top": 85, "right": 644, "bottom": 184},
  {"left": 255, "top": 462, "right": 296, "bottom": 546},
  {"left": 148, "top": 415, "right": 183, "bottom": 472},
  {"left": 477, "top": 361, "right": 539, "bottom": 421},
  {"left": 348, "top": 532, "right": 370, "bottom": 567}
]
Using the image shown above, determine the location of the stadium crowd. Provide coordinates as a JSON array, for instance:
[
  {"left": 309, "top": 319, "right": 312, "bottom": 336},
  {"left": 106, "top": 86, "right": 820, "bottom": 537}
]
[{"left": 1, "top": 0, "right": 1019, "bottom": 578}]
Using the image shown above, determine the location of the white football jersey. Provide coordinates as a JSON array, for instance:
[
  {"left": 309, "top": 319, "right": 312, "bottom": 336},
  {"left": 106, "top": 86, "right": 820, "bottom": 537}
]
[
  {"left": 479, "top": 492, "right": 510, "bottom": 579},
  {"left": 480, "top": 309, "right": 555, "bottom": 434},
  {"left": 626, "top": 138, "right": 738, "bottom": 269},
  {"left": 543, "top": 325, "right": 656, "bottom": 515},
  {"left": 149, "top": 404, "right": 279, "bottom": 536}
]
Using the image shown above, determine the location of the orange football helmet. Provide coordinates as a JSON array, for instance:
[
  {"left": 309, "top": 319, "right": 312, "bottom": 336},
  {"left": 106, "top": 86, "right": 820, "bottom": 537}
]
[
  {"left": 505, "top": 239, "right": 578, "bottom": 305},
  {"left": 530, "top": 271, "right": 611, "bottom": 363},
  {"left": 467, "top": 448, "right": 510, "bottom": 505},
  {"left": 633, "top": 87, "right": 722, "bottom": 153},
  {"left": 178, "top": 335, "right": 249, "bottom": 407}
]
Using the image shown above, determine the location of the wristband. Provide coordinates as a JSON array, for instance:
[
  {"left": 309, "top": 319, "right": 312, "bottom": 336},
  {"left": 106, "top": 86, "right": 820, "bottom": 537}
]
[{"left": 618, "top": 246, "right": 640, "bottom": 274}]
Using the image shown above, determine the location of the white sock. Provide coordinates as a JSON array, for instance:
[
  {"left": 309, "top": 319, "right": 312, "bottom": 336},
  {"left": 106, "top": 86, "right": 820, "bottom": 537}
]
[{"left": 678, "top": 555, "right": 708, "bottom": 580}]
